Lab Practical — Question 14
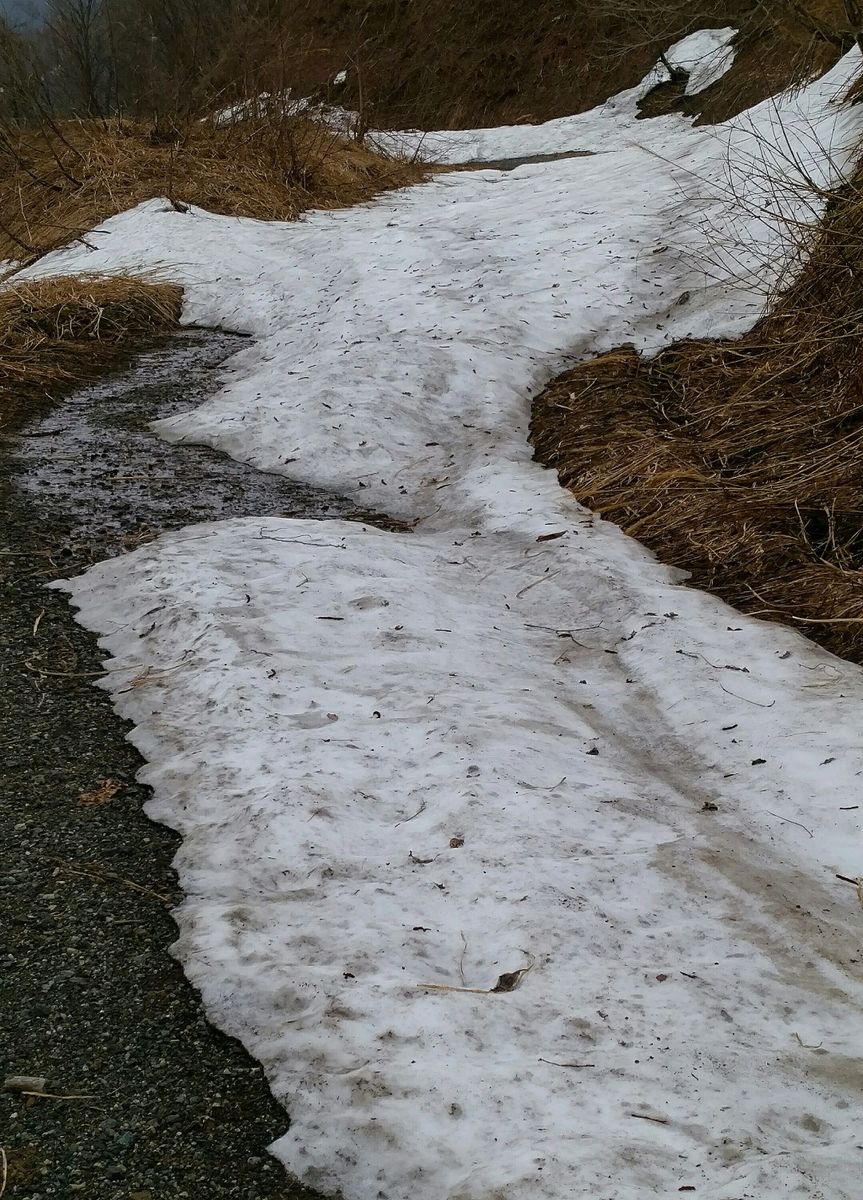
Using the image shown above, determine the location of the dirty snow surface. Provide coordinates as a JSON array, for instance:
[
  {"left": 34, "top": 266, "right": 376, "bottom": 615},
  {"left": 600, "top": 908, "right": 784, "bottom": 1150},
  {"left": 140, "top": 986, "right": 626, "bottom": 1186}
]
[{"left": 39, "top": 40, "right": 863, "bottom": 1200}]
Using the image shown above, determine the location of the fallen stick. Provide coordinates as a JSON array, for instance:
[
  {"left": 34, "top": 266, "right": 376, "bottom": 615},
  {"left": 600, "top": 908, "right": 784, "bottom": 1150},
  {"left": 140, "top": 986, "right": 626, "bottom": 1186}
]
[
  {"left": 539, "top": 1058, "right": 595, "bottom": 1069},
  {"left": 49, "top": 858, "right": 172, "bottom": 905}
]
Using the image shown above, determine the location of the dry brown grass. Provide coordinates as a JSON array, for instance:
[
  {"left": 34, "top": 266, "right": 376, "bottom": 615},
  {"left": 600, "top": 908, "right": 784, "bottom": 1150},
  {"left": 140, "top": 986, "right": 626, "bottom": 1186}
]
[
  {"left": 0, "top": 275, "right": 183, "bottom": 430},
  {"left": 531, "top": 166, "right": 863, "bottom": 664},
  {"left": 268, "top": 0, "right": 852, "bottom": 131},
  {"left": 0, "top": 115, "right": 427, "bottom": 262}
]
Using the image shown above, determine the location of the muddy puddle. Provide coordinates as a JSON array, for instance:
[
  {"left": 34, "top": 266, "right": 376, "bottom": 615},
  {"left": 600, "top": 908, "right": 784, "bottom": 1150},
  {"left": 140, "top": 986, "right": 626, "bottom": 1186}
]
[{"left": 13, "top": 328, "right": 384, "bottom": 564}]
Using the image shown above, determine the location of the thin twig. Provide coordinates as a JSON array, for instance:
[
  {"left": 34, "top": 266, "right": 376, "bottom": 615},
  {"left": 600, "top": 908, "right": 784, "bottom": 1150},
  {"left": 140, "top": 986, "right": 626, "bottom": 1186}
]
[
  {"left": 718, "top": 681, "right": 776, "bottom": 708},
  {"left": 794, "top": 1032, "right": 823, "bottom": 1050},
  {"left": 763, "top": 810, "right": 814, "bottom": 838},
  {"left": 49, "top": 858, "right": 172, "bottom": 905},
  {"left": 516, "top": 570, "right": 561, "bottom": 600},
  {"left": 539, "top": 1058, "right": 596, "bottom": 1069}
]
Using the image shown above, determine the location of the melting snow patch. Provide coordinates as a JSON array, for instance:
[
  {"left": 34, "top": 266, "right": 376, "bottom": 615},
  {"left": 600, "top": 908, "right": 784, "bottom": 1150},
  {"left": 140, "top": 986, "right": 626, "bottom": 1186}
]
[
  {"left": 60, "top": 511, "right": 863, "bottom": 1200},
  {"left": 667, "top": 27, "right": 738, "bottom": 96},
  {"left": 34, "top": 34, "right": 863, "bottom": 1200}
]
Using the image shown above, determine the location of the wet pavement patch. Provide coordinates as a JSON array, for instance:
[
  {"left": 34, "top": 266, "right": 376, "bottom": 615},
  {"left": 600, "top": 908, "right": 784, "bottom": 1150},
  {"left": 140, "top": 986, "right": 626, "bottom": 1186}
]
[
  {"left": 0, "top": 331, "right": 383, "bottom": 1199},
  {"left": 14, "top": 329, "right": 384, "bottom": 559}
]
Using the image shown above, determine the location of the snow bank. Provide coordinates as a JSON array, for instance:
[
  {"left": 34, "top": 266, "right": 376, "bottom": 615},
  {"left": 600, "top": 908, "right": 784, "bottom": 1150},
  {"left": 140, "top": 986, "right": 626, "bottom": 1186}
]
[
  {"left": 38, "top": 36, "right": 863, "bottom": 1200},
  {"left": 63, "top": 511, "right": 863, "bottom": 1200},
  {"left": 673, "top": 27, "right": 738, "bottom": 96},
  {"left": 365, "top": 28, "right": 738, "bottom": 163}
]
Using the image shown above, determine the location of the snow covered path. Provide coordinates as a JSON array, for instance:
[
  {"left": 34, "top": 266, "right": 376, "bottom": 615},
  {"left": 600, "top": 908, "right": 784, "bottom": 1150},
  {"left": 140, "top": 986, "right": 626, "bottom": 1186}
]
[
  {"left": 32, "top": 37, "right": 863, "bottom": 1200},
  {"left": 64, "top": 507, "right": 863, "bottom": 1199}
]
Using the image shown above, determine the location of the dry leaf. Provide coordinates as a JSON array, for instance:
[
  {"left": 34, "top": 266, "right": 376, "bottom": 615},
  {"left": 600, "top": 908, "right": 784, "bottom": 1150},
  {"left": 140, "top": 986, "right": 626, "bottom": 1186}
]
[{"left": 78, "top": 779, "right": 122, "bottom": 807}]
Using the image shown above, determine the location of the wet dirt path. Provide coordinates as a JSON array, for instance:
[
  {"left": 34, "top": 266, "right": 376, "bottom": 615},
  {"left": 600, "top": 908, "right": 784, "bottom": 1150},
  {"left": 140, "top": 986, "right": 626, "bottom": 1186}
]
[{"left": 0, "top": 333, "right": 384, "bottom": 1199}]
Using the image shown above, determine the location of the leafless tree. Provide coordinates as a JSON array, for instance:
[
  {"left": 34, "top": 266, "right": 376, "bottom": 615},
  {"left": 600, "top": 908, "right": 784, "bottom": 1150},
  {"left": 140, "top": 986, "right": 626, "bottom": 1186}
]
[{"left": 45, "top": 0, "right": 110, "bottom": 115}]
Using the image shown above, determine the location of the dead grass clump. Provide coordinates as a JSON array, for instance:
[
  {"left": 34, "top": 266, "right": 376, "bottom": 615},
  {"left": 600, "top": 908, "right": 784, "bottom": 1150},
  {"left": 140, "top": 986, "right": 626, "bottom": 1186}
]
[
  {"left": 0, "top": 115, "right": 427, "bottom": 262},
  {"left": 531, "top": 168, "right": 863, "bottom": 664},
  {"left": 0, "top": 275, "right": 183, "bottom": 430}
]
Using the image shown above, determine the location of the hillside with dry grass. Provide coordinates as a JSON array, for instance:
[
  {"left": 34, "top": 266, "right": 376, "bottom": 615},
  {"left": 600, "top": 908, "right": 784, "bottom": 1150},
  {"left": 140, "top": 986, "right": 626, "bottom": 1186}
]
[
  {"left": 269, "top": 0, "right": 855, "bottom": 129},
  {"left": 4, "top": 2, "right": 859, "bottom": 137},
  {"left": 0, "top": 114, "right": 426, "bottom": 263},
  {"left": 531, "top": 161, "right": 863, "bottom": 664}
]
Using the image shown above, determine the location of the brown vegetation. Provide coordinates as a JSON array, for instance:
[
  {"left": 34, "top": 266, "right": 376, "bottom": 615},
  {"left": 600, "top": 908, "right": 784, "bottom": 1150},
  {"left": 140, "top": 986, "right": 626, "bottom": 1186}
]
[
  {"left": 266, "top": 0, "right": 860, "bottom": 131},
  {"left": 4, "top": 2, "right": 863, "bottom": 135},
  {"left": 531, "top": 166, "right": 863, "bottom": 663},
  {"left": 273, "top": 0, "right": 751, "bottom": 131},
  {"left": 0, "top": 275, "right": 182, "bottom": 430},
  {"left": 0, "top": 114, "right": 426, "bottom": 263}
]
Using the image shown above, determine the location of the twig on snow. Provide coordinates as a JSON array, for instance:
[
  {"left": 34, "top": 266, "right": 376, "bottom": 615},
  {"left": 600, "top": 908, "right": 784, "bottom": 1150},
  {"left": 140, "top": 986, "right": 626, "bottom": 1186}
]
[
  {"left": 718, "top": 681, "right": 776, "bottom": 707},
  {"left": 539, "top": 1058, "right": 596, "bottom": 1069},
  {"left": 418, "top": 958, "right": 534, "bottom": 995},
  {"left": 516, "top": 570, "right": 561, "bottom": 600},
  {"left": 763, "top": 810, "right": 814, "bottom": 838},
  {"left": 396, "top": 800, "right": 426, "bottom": 825},
  {"left": 794, "top": 1032, "right": 823, "bottom": 1049}
]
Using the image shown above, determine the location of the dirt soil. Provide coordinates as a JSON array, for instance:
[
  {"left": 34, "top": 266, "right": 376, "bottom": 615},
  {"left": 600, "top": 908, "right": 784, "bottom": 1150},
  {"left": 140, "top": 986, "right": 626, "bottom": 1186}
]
[{"left": 0, "top": 332, "right": 391, "bottom": 1199}]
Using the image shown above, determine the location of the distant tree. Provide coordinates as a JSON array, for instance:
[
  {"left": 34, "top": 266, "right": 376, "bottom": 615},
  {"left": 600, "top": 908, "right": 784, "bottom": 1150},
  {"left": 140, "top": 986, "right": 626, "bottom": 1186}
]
[
  {"left": 45, "top": 0, "right": 108, "bottom": 113},
  {"left": 0, "top": 13, "right": 44, "bottom": 121}
]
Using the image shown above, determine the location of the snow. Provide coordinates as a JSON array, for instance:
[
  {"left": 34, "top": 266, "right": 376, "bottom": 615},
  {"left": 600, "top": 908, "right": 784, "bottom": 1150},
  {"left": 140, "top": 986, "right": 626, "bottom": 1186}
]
[
  {"left": 63, "top": 513, "right": 863, "bottom": 1200},
  {"left": 363, "top": 28, "right": 738, "bottom": 163},
  {"left": 671, "top": 27, "right": 738, "bottom": 96},
  {"left": 32, "top": 35, "right": 863, "bottom": 1200},
  {"left": 213, "top": 90, "right": 312, "bottom": 126}
]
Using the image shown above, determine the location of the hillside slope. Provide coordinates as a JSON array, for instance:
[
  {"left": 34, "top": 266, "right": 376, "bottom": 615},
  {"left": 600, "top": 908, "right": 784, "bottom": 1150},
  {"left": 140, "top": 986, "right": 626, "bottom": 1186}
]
[{"left": 274, "top": 0, "right": 849, "bottom": 128}]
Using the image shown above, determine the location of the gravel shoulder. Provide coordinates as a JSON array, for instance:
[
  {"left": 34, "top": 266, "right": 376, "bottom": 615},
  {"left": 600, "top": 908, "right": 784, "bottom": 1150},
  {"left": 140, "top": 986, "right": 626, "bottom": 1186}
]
[{"left": 0, "top": 334, "right": 376, "bottom": 1199}]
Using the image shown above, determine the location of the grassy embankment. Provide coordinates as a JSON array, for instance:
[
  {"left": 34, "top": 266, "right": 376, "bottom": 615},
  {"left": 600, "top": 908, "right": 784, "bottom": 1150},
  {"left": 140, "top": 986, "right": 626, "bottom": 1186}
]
[
  {"left": 0, "top": 114, "right": 426, "bottom": 432},
  {"left": 268, "top": 0, "right": 849, "bottom": 130},
  {"left": 532, "top": 135, "right": 863, "bottom": 663}
]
